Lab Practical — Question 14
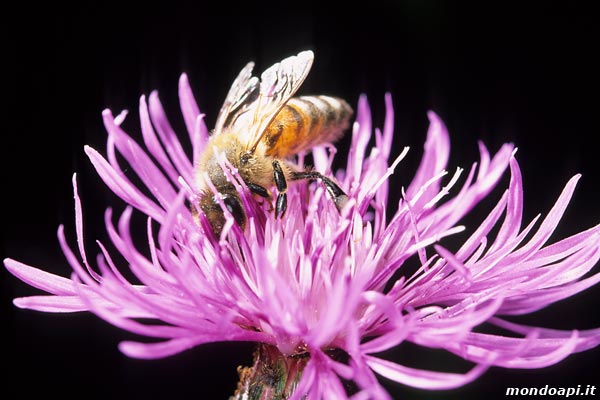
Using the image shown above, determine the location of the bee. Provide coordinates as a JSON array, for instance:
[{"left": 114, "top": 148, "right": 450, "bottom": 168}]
[{"left": 194, "top": 50, "right": 353, "bottom": 236}]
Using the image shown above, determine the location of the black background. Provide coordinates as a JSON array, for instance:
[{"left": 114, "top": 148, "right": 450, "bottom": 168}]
[{"left": 3, "top": 3, "right": 600, "bottom": 399}]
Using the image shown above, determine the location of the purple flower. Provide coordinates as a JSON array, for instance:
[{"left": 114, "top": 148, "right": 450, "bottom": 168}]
[{"left": 5, "top": 72, "right": 600, "bottom": 399}]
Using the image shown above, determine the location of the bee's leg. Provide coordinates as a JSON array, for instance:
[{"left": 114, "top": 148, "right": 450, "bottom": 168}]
[
  {"left": 247, "top": 182, "right": 273, "bottom": 211},
  {"left": 272, "top": 160, "right": 288, "bottom": 218},
  {"left": 247, "top": 183, "right": 271, "bottom": 199},
  {"left": 290, "top": 171, "right": 348, "bottom": 212}
]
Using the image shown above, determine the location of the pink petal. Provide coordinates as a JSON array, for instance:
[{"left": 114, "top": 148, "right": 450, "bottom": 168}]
[{"left": 366, "top": 356, "right": 488, "bottom": 390}]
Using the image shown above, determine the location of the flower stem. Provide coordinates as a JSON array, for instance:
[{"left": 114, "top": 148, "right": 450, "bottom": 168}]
[{"left": 230, "top": 343, "right": 309, "bottom": 400}]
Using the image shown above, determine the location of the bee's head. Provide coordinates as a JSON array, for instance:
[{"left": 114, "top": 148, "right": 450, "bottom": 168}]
[{"left": 197, "top": 189, "right": 246, "bottom": 237}]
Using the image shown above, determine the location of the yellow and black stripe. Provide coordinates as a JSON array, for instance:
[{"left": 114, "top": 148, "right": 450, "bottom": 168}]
[{"left": 264, "top": 95, "right": 353, "bottom": 158}]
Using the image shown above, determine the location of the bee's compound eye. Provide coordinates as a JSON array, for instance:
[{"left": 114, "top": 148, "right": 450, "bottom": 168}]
[{"left": 222, "top": 195, "right": 246, "bottom": 229}]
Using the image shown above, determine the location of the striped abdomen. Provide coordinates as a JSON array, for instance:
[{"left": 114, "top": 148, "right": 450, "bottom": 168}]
[{"left": 263, "top": 95, "right": 353, "bottom": 158}]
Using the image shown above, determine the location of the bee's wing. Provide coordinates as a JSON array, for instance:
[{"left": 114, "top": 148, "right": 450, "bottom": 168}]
[
  {"left": 214, "top": 51, "right": 314, "bottom": 148},
  {"left": 214, "top": 61, "right": 260, "bottom": 135},
  {"left": 246, "top": 50, "right": 314, "bottom": 153}
]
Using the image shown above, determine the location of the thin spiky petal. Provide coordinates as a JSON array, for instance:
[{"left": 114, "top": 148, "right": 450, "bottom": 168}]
[{"left": 6, "top": 69, "right": 599, "bottom": 399}]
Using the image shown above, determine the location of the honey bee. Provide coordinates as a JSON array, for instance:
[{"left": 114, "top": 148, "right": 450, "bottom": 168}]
[{"left": 194, "top": 50, "right": 353, "bottom": 236}]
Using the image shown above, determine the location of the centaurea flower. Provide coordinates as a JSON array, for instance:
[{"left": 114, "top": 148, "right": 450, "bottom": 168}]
[{"left": 5, "top": 73, "right": 600, "bottom": 399}]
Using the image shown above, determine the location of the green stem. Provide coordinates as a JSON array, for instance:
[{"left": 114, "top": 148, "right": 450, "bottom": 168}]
[{"left": 230, "top": 343, "right": 309, "bottom": 400}]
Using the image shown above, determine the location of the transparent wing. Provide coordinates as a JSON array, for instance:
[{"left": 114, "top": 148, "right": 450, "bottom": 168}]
[
  {"left": 213, "top": 50, "right": 314, "bottom": 151},
  {"left": 246, "top": 50, "right": 314, "bottom": 152},
  {"left": 214, "top": 61, "right": 260, "bottom": 135}
]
